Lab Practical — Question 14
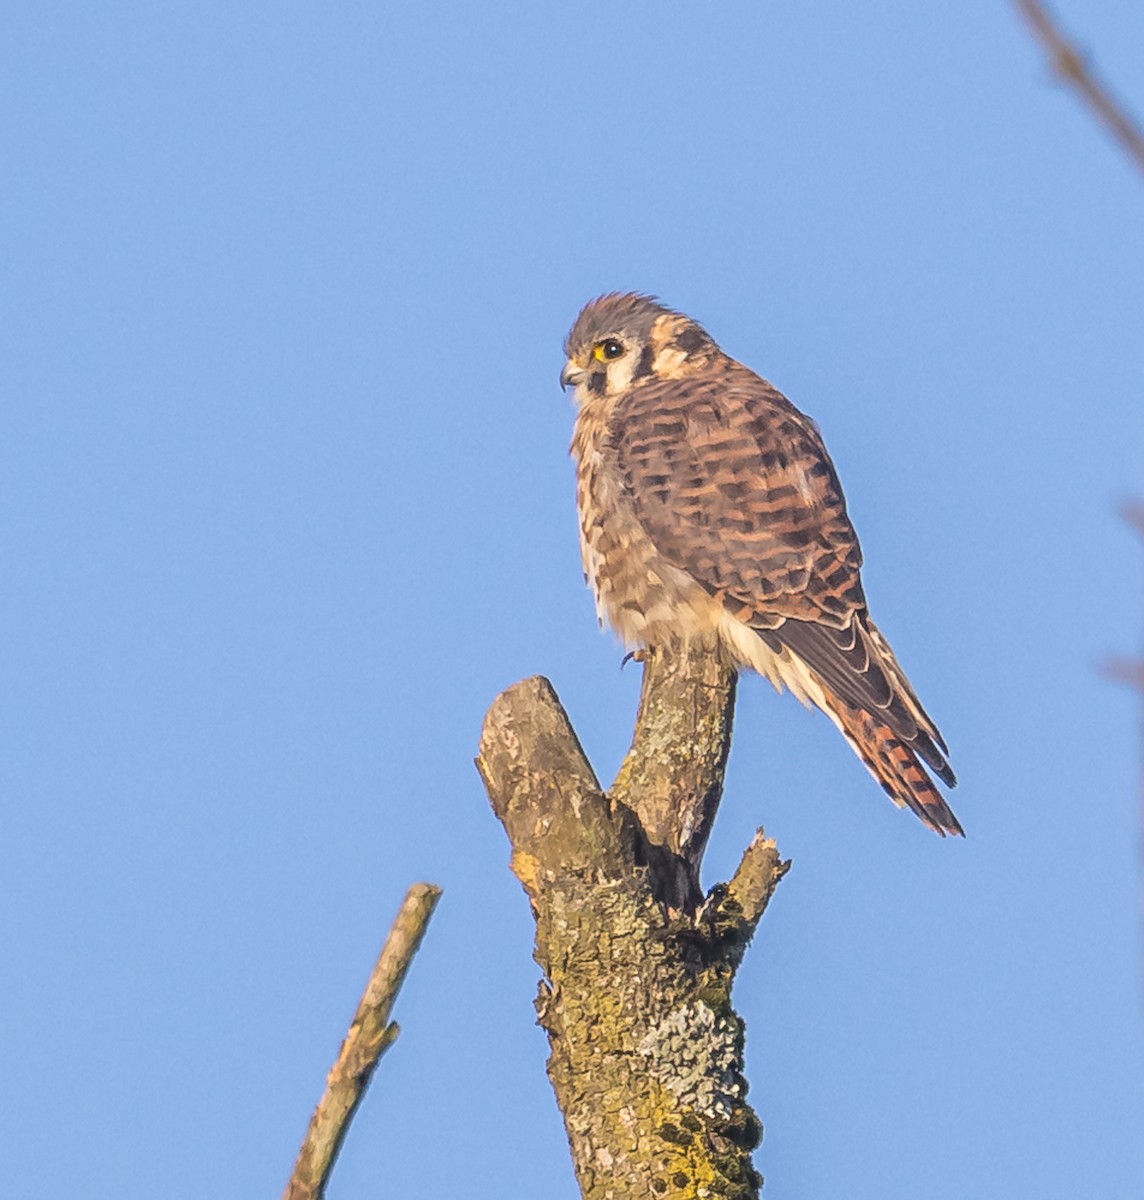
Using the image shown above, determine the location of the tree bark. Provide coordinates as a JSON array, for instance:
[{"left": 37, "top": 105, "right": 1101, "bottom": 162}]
[{"left": 476, "top": 638, "right": 788, "bottom": 1199}]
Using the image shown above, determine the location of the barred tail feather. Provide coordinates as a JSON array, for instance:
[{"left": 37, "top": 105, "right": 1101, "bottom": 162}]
[
  {"left": 822, "top": 693, "right": 964, "bottom": 837},
  {"left": 719, "top": 613, "right": 963, "bottom": 835}
]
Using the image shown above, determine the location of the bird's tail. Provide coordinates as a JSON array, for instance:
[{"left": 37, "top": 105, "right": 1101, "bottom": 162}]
[{"left": 820, "top": 692, "right": 965, "bottom": 837}]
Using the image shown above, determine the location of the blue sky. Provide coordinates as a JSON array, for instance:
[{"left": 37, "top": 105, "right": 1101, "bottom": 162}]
[{"left": 3, "top": 3, "right": 1144, "bottom": 1197}]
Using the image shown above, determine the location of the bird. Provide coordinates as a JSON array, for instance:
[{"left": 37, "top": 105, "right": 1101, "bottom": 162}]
[{"left": 560, "top": 292, "right": 961, "bottom": 836}]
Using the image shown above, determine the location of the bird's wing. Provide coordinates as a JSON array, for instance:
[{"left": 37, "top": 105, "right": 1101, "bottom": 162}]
[
  {"left": 608, "top": 360, "right": 953, "bottom": 781},
  {"left": 609, "top": 361, "right": 864, "bottom": 627},
  {"left": 607, "top": 358, "right": 870, "bottom": 640}
]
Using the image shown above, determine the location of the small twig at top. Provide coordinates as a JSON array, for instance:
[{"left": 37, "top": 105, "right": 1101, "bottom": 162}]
[
  {"left": 282, "top": 882, "right": 443, "bottom": 1200},
  {"left": 1013, "top": 0, "right": 1144, "bottom": 179}
]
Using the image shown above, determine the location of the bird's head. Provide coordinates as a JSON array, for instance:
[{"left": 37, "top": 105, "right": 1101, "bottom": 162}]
[{"left": 560, "top": 293, "right": 715, "bottom": 403}]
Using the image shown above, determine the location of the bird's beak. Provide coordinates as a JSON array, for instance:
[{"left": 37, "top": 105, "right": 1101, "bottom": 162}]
[{"left": 560, "top": 361, "right": 585, "bottom": 392}]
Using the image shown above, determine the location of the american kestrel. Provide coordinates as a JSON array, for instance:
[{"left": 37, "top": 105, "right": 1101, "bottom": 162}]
[{"left": 561, "top": 293, "right": 961, "bottom": 835}]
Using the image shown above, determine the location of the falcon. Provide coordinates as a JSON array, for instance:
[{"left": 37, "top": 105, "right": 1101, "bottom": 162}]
[{"left": 560, "top": 293, "right": 961, "bottom": 835}]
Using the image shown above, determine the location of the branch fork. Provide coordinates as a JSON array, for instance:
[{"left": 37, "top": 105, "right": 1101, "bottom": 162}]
[{"left": 477, "top": 638, "right": 788, "bottom": 1199}]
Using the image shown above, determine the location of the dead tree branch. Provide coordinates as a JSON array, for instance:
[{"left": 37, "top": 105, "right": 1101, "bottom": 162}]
[
  {"left": 1102, "top": 503, "right": 1144, "bottom": 1014},
  {"left": 477, "top": 638, "right": 789, "bottom": 1199},
  {"left": 1101, "top": 502, "right": 1144, "bottom": 690},
  {"left": 282, "top": 882, "right": 442, "bottom": 1200},
  {"left": 1014, "top": 0, "right": 1144, "bottom": 178}
]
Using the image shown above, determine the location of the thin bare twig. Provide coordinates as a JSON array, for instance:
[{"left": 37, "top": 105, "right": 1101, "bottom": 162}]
[
  {"left": 1121, "top": 500, "right": 1144, "bottom": 539},
  {"left": 1101, "top": 502, "right": 1144, "bottom": 694},
  {"left": 1102, "top": 504, "right": 1144, "bottom": 1019},
  {"left": 1014, "top": 0, "right": 1144, "bottom": 178},
  {"left": 282, "top": 882, "right": 443, "bottom": 1200}
]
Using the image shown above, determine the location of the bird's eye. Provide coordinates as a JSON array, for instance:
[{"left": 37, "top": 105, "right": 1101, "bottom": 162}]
[{"left": 594, "top": 339, "right": 625, "bottom": 362}]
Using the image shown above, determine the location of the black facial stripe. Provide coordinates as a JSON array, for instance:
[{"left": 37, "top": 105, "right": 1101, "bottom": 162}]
[
  {"left": 587, "top": 370, "right": 606, "bottom": 395},
  {"left": 674, "top": 327, "right": 708, "bottom": 354},
  {"left": 632, "top": 344, "right": 656, "bottom": 380}
]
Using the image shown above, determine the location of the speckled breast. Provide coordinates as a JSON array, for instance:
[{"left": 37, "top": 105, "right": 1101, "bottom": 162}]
[{"left": 571, "top": 401, "right": 720, "bottom": 651}]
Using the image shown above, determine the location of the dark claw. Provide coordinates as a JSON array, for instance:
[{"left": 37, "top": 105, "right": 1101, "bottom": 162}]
[{"left": 620, "top": 648, "right": 652, "bottom": 671}]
